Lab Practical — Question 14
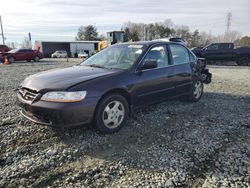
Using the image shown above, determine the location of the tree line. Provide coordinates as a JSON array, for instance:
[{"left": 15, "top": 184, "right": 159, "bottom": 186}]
[{"left": 75, "top": 19, "right": 250, "bottom": 47}]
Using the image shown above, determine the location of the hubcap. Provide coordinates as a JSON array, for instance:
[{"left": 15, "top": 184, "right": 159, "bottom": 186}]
[
  {"left": 194, "top": 81, "right": 202, "bottom": 99},
  {"left": 103, "top": 100, "right": 125, "bottom": 129}
]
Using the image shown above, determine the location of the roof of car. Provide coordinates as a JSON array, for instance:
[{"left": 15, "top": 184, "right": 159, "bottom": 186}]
[{"left": 116, "top": 40, "right": 185, "bottom": 46}]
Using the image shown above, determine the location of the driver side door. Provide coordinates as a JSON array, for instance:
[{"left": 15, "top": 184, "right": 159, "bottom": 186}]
[{"left": 133, "top": 45, "right": 176, "bottom": 107}]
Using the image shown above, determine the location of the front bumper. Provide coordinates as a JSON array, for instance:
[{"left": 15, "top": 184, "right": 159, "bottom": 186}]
[{"left": 17, "top": 93, "right": 99, "bottom": 127}]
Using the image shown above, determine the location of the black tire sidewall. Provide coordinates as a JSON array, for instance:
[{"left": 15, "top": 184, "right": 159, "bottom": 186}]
[{"left": 94, "top": 94, "right": 129, "bottom": 134}]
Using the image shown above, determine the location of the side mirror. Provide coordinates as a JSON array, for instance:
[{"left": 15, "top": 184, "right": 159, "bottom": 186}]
[{"left": 141, "top": 60, "right": 157, "bottom": 70}]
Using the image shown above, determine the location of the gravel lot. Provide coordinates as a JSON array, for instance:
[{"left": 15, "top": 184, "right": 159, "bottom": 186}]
[{"left": 0, "top": 60, "right": 249, "bottom": 188}]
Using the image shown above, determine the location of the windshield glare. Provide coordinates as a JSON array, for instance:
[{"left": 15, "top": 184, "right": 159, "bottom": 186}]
[
  {"left": 9, "top": 49, "right": 19, "bottom": 53},
  {"left": 81, "top": 44, "right": 145, "bottom": 70}
]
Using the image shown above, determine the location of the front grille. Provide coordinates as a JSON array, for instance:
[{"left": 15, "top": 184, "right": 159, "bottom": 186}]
[{"left": 19, "top": 88, "right": 38, "bottom": 101}]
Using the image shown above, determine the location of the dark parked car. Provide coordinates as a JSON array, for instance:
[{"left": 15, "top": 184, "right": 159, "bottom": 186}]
[
  {"left": 0, "top": 45, "right": 10, "bottom": 53},
  {"left": 0, "top": 48, "right": 44, "bottom": 63},
  {"left": 17, "top": 41, "right": 211, "bottom": 134},
  {"left": 191, "top": 43, "right": 250, "bottom": 66}
]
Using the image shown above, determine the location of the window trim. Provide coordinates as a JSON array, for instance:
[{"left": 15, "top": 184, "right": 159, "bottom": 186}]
[
  {"left": 168, "top": 43, "right": 197, "bottom": 65},
  {"left": 135, "top": 44, "right": 171, "bottom": 72},
  {"left": 134, "top": 43, "right": 196, "bottom": 73}
]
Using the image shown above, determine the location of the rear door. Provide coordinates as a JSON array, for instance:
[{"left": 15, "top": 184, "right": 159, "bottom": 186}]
[
  {"left": 28, "top": 49, "right": 35, "bottom": 60},
  {"left": 168, "top": 43, "right": 193, "bottom": 95}
]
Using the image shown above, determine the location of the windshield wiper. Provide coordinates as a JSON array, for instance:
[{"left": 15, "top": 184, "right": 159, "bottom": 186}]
[{"left": 88, "top": 64, "right": 106, "bottom": 69}]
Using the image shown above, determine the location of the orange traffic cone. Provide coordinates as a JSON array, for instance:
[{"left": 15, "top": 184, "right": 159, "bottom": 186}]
[{"left": 4, "top": 56, "right": 9, "bottom": 64}]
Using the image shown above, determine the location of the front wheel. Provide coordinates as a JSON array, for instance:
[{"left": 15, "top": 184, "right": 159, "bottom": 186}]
[
  {"left": 94, "top": 94, "right": 129, "bottom": 134},
  {"left": 187, "top": 80, "right": 203, "bottom": 102},
  {"left": 8, "top": 57, "right": 15, "bottom": 64}
]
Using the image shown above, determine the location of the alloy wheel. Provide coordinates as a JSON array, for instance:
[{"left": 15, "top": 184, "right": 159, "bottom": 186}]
[
  {"left": 193, "top": 81, "right": 202, "bottom": 99},
  {"left": 102, "top": 100, "right": 125, "bottom": 129}
]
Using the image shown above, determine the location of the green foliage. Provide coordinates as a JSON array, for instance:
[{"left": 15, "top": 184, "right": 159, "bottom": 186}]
[{"left": 75, "top": 25, "right": 98, "bottom": 41}]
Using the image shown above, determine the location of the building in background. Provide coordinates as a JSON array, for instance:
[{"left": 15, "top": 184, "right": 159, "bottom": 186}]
[{"left": 34, "top": 41, "right": 99, "bottom": 58}]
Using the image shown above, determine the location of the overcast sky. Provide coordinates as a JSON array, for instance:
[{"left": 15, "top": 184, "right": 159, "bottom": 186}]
[{"left": 0, "top": 0, "right": 249, "bottom": 44}]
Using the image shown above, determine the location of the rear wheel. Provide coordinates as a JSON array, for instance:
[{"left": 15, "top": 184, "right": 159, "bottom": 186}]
[
  {"left": 8, "top": 57, "right": 15, "bottom": 64},
  {"left": 237, "top": 57, "right": 249, "bottom": 66},
  {"left": 34, "top": 56, "right": 40, "bottom": 62},
  {"left": 187, "top": 80, "right": 203, "bottom": 102},
  {"left": 94, "top": 94, "right": 129, "bottom": 134}
]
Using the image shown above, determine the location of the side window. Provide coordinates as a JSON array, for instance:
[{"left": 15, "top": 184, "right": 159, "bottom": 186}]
[
  {"left": 207, "top": 44, "right": 219, "bottom": 50},
  {"left": 143, "top": 45, "right": 169, "bottom": 68},
  {"left": 169, "top": 44, "right": 190, "bottom": 65},
  {"left": 219, "top": 44, "right": 229, "bottom": 50}
]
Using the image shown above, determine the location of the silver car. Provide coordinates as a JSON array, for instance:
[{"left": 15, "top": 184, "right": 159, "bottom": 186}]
[{"left": 51, "top": 50, "right": 68, "bottom": 58}]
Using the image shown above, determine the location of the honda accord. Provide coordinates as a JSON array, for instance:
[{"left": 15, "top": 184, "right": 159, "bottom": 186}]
[{"left": 17, "top": 41, "right": 211, "bottom": 134}]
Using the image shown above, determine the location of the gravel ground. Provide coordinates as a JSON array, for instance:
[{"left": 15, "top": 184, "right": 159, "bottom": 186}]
[{"left": 0, "top": 60, "right": 249, "bottom": 188}]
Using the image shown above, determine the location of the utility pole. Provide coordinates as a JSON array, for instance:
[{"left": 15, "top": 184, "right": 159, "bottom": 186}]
[
  {"left": 0, "top": 15, "right": 5, "bottom": 45},
  {"left": 224, "top": 12, "right": 232, "bottom": 42}
]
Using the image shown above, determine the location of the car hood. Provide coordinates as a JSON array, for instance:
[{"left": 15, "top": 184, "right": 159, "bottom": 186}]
[{"left": 21, "top": 65, "right": 118, "bottom": 92}]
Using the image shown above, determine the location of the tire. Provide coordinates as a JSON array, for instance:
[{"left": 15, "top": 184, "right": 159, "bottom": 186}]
[
  {"left": 94, "top": 94, "right": 129, "bottom": 134},
  {"left": 27, "top": 60, "right": 31, "bottom": 62},
  {"left": 8, "top": 57, "right": 15, "bottom": 64},
  {"left": 34, "top": 56, "right": 40, "bottom": 62},
  {"left": 187, "top": 79, "right": 203, "bottom": 102},
  {"left": 237, "top": 57, "right": 249, "bottom": 66}
]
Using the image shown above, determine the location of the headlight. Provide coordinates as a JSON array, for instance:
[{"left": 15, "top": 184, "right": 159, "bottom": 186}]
[{"left": 41, "top": 91, "right": 87, "bottom": 102}]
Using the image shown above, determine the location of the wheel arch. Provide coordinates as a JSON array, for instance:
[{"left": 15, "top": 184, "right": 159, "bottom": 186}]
[
  {"left": 94, "top": 88, "right": 132, "bottom": 119},
  {"left": 237, "top": 53, "right": 250, "bottom": 60},
  {"left": 8, "top": 56, "right": 15, "bottom": 60}
]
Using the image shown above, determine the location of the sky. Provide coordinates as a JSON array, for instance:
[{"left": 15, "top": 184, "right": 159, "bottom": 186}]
[{"left": 0, "top": 0, "right": 250, "bottom": 44}]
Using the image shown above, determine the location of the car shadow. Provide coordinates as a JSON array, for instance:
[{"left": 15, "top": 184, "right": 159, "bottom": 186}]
[{"left": 50, "top": 91, "right": 249, "bottom": 174}]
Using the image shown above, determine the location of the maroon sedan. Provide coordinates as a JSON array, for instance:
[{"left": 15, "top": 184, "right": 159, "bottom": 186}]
[
  {"left": 0, "top": 45, "right": 10, "bottom": 53},
  {"left": 0, "top": 48, "right": 44, "bottom": 63}
]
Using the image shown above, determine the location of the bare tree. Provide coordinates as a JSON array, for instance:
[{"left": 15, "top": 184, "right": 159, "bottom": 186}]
[
  {"left": 21, "top": 37, "right": 31, "bottom": 48},
  {"left": 228, "top": 30, "right": 241, "bottom": 42}
]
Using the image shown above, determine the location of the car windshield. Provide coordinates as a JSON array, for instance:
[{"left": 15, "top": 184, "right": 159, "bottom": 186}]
[{"left": 81, "top": 44, "right": 146, "bottom": 70}]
